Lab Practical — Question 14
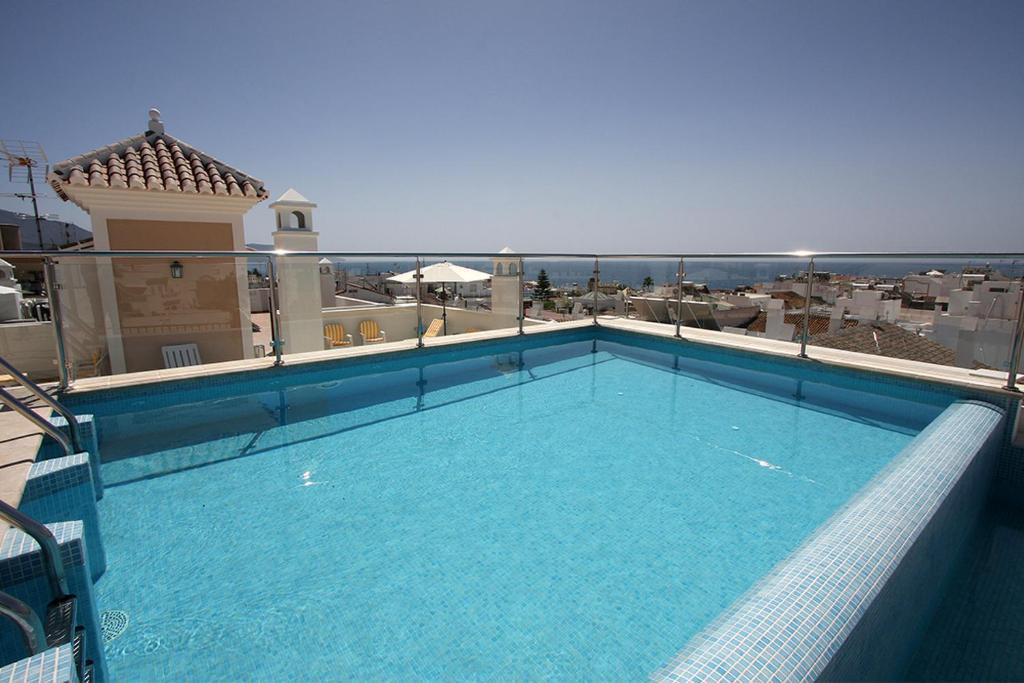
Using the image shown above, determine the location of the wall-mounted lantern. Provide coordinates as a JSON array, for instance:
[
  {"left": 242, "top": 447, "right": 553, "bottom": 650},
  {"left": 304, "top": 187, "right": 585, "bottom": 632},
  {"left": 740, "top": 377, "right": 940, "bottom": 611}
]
[{"left": 170, "top": 260, "right": 184, "bottom": 279}]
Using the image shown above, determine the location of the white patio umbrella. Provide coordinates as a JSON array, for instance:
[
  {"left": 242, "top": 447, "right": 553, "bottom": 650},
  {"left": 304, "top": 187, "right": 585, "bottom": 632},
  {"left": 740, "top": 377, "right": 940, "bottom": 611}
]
[{"left": 389, "top": 261, "right": 491, "bottom": 335}]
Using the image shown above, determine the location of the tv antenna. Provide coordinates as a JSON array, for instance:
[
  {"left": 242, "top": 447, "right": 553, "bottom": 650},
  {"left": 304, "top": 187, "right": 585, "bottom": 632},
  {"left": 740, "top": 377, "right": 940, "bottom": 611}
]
[{"left": 0, "top": 139, "right": 49, "bottom": 249}]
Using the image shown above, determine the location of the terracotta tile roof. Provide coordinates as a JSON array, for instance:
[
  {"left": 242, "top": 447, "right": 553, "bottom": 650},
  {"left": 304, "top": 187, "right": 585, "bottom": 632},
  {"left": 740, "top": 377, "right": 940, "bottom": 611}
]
[
  {"left": 769, "top": 291, "right": 821, "bottom": 309},
  {"left": 746, "top": 311, "right": 858, "bottom": 338},
  {"left": 809, "top": 321, "right": 982, "bottom": 368},
  {"left": 48, "top": 132, "right": 268, "bottom": 201}
]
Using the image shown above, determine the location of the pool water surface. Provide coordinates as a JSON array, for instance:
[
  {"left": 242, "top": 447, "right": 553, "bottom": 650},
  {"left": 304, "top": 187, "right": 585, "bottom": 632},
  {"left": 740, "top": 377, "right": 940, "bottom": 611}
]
[{"left": 85, "top": 337, "right": 931, "bottom": 680}]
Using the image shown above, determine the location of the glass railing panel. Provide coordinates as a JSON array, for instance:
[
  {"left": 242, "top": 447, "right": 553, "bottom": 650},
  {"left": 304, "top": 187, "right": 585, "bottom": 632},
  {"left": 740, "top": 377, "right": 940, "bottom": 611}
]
[
  {"left": 809, "top": 256, "right": 1024, "bottom": 375},
  {"left": 280, "top": 253, "right": 524, "bottom": 359},
  {"left": 0, "top": 254, "right": 63, "bottom": 382},
  {"left": 619, "top": 257, "right": 807, "bottom": 332},
  {"left": 520, "top": 258, "right": 598, "bottom": 327},
  {"left": 0, "top": 250, "right": 1017, "bottom": 390},
  {"left": 49, "top": 253, "right": 255, "bottom": 380}
]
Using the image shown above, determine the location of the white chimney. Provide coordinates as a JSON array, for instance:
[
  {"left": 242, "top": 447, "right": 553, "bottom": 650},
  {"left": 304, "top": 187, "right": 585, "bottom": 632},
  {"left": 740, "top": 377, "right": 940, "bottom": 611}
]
[{"left": 148, "top": 107, "right": 164, "bottom": 135}]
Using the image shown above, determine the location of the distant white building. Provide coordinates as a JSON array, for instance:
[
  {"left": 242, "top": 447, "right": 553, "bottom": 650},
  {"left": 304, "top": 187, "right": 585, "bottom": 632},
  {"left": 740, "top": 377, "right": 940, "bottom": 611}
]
[
  {"left": 903, "top": 270, "right": 961, "bottom": 299},
  {"left": 754, "top": 276, "right": 838, "bottom": 305},
  {"left": 721, "top": 292, "right": 772, "bottom": 310},
  {"left": 835, "top": 290, "right": 901, "bottom": 324},
  {"left": 0, "top": 259, "right": 23, "bottom": 321},
  {"left": 929, "top": 280, "right": 1022, "bottom": 369}
]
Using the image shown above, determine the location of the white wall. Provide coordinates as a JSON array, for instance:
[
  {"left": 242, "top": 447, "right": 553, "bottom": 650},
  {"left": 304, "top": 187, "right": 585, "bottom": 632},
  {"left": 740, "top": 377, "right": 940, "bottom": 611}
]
[{"left": 273, "top": 230, "right": 323, "bottom": 354}]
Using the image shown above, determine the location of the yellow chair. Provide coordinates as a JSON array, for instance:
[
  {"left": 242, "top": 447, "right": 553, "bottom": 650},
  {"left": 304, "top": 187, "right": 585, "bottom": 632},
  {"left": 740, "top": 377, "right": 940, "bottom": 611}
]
[
  {"left": 359, "top": 320, "right": 386, "bottom": 345},
  {"left": 74, "top": 349, "right": 107, "bottom": 379},
  {"left": 423, "top": 319, "right": 444, "bottom": 338},
  {"left": 324, "top": 323, "right": 353, "bottom": 347}
]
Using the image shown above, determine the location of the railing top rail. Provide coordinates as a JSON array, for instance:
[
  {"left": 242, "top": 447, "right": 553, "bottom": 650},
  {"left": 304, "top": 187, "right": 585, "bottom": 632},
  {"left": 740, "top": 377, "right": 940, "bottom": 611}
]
[{"left": 2, "top": 249, "right": 1024, "bottom": 260}]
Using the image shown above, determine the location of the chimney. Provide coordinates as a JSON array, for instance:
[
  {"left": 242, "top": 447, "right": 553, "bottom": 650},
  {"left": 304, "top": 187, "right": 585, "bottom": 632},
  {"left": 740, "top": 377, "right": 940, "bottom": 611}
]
[{"left": 147, "top": 107, "right": 165, "bottom": 135}]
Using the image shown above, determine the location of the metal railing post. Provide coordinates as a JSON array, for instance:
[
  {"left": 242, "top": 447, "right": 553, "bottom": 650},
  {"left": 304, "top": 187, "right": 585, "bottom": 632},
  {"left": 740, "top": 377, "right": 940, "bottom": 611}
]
[
  {"left": 799, "top": 257, "right": 815, "bottom": 358},
  {"left": 415, "top": 257, "right": 424, "bottom": 348},
  {"left": 0, "top": 355, "right": 82, "bottom": 452},
  {"left": 0, "top": 499, "right": 70, "bottom": 598},
  {"left": 518, "top": 257, "right": 525, "bottom": 335},
  {"left": 674, "top": 256, "right": 685, "bottom": 338},
  {"left": 42, "top": 257, "right": 70, "bottom": 390},
  {"left": 265, "top": 255, "right": 284, "bottom": 366},
  {"left": 592, "top": 257, "right": 600, "bottom": 325},
  {"left": 1004, "top": 278, "right": 1024, "bottom": 391}
]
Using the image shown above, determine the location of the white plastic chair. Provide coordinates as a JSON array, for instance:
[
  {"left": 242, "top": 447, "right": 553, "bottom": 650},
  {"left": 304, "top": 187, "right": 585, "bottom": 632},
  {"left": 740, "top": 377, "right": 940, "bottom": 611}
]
[{"left": 162, "top": 343, "right": 202, "bottom": 368}]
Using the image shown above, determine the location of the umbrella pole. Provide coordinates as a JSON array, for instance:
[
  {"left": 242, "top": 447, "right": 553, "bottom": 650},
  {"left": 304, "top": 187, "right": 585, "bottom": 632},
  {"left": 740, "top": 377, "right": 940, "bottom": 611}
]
[{"left": 442, "top": 283, "right": 447, "bottom": 335}]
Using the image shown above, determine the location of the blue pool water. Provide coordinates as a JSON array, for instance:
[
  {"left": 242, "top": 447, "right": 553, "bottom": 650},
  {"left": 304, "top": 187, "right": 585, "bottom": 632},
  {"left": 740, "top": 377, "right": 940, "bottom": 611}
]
[{"left": 81, "top": 335, "right": 938, "bottom": 681}]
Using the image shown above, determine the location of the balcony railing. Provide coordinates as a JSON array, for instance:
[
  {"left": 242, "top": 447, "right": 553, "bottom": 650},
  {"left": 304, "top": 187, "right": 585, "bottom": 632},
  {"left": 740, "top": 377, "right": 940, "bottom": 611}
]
[{"left": 1, "top": 249, "right": 1021, "bottom": 393}]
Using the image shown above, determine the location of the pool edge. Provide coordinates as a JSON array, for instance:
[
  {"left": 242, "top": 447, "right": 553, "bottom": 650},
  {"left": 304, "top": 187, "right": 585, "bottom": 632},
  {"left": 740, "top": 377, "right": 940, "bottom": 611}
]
[{"left": 651, "top": 399, "right": 1006, "bottom": 682}]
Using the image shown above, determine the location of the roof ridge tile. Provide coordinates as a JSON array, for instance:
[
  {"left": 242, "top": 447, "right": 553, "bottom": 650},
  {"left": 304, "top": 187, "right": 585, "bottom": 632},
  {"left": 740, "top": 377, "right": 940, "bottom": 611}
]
[{"left": 47, "top": 130, "right": 267, "bottom": 201}]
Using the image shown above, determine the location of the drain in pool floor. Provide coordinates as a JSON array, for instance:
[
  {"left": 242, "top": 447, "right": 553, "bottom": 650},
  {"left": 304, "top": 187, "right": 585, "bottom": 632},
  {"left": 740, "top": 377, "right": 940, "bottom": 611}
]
[{"left": 101, "top": 610, "right": 129, "bottom": 643}]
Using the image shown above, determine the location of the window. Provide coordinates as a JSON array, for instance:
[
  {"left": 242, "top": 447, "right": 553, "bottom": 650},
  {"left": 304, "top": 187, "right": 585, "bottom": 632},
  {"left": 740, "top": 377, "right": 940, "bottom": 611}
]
[{"left": 292, "top": 211, "right": 306, "bottom": 229}]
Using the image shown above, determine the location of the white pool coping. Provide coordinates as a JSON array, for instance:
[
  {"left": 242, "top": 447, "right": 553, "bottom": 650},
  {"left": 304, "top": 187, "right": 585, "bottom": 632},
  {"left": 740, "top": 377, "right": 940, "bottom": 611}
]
[{"left": 61, "top": 317, "right": 1021, "bottom": 400}]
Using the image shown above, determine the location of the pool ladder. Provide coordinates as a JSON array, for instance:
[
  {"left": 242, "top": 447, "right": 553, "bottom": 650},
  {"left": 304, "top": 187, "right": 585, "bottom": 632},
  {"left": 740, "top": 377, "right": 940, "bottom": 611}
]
[
  {"left": 0, "top": 500, "right": 93, "bottom": 680},
  {"left": 0, "top": 353, "right": 83, "bottom": 455}
]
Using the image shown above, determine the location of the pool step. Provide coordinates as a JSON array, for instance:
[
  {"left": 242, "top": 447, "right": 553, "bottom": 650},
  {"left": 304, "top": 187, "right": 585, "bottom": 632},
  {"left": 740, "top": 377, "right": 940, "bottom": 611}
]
[
  {"left": 43, "top": 594, "right": 77, "bottom": 648},
  {"left": 81, "top": 660, "right": 94, "bottom": 683}
]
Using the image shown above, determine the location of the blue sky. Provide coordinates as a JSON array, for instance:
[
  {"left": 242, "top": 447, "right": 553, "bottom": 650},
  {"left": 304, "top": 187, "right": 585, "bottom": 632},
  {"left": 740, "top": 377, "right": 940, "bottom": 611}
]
[{"left": 1, "top": 0, "right": 1021, "bottom": 252}]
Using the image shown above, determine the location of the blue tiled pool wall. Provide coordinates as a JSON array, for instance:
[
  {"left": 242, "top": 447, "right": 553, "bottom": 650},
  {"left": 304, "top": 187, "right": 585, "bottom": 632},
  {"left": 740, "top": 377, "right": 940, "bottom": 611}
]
[
  {"left": 60, "top": 325, "right": 987, "bottom": 465},
  {"left": 991, "top": 422, "right": 1024, "bottom": 509},
  {"left": 0, "top": 522, "right": 106, "bottom": 682},
  {"left": 20, "top": 454, "right": 106, "bottom": 580},
  {"left": 597, "top": 335, "right": 944, "bottom": 433},
  {"left": 60, "top": 325, "right": 1017, "bottom": 446},
  {"left": 821, "top": 401, "right": 1005, "bottom": 681},
  {"left": 51, "top": 414, "right": 103, "bottom": 499},
  {"left": 599, "top": 328, "right": 1024, "bottom": 505},
  {"left": 61, "top": 327, "right": 598, "bottom": 415},
  {"left": 652, "top": 400, "right": 1006, "bottom": 683},
  {"left": 598, "top": 327, "right": 1007, "bottom": 411}
]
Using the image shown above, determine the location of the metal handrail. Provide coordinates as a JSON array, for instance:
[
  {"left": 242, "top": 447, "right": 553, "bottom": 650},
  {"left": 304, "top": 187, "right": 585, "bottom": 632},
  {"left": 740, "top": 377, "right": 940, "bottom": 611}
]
[
  {"left": 0, "top": 499, "right": 70, "bottom": 598},
  {"left": 800, "top": 258, "right": 816, "bottom": 358},
  {"left": 0, "top": 591, "right": 46, "bottom": 656},
  {"left": 264, "top": 255, "right": 284, "bottom": 367},
  {"left": 0, "top": 388, "right": 73, "bottom": 456},
  {"left": 6, "top": 248, "right": 1024, "bottom": 259},
  {"left": 674, "top": 257, "right": 685, "bottom": 338},
  {"left": 42, "top": 257, "right": 72, "bottom": 387},
  {"left": 1005, "top": 278, "right": 1024, "bottom": 392},
  {"left": 0, "top": 355, "right": 82, "bottom": 452},
  {"left": 4, "top": 249, "right": 1024, "bottom": 259}
]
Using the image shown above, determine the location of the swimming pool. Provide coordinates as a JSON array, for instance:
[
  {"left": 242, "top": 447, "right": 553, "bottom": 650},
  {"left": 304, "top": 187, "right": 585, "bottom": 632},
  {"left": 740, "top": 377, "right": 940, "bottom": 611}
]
[{"left": 69, "top": 330, "right": 952, "bottom": 680}]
